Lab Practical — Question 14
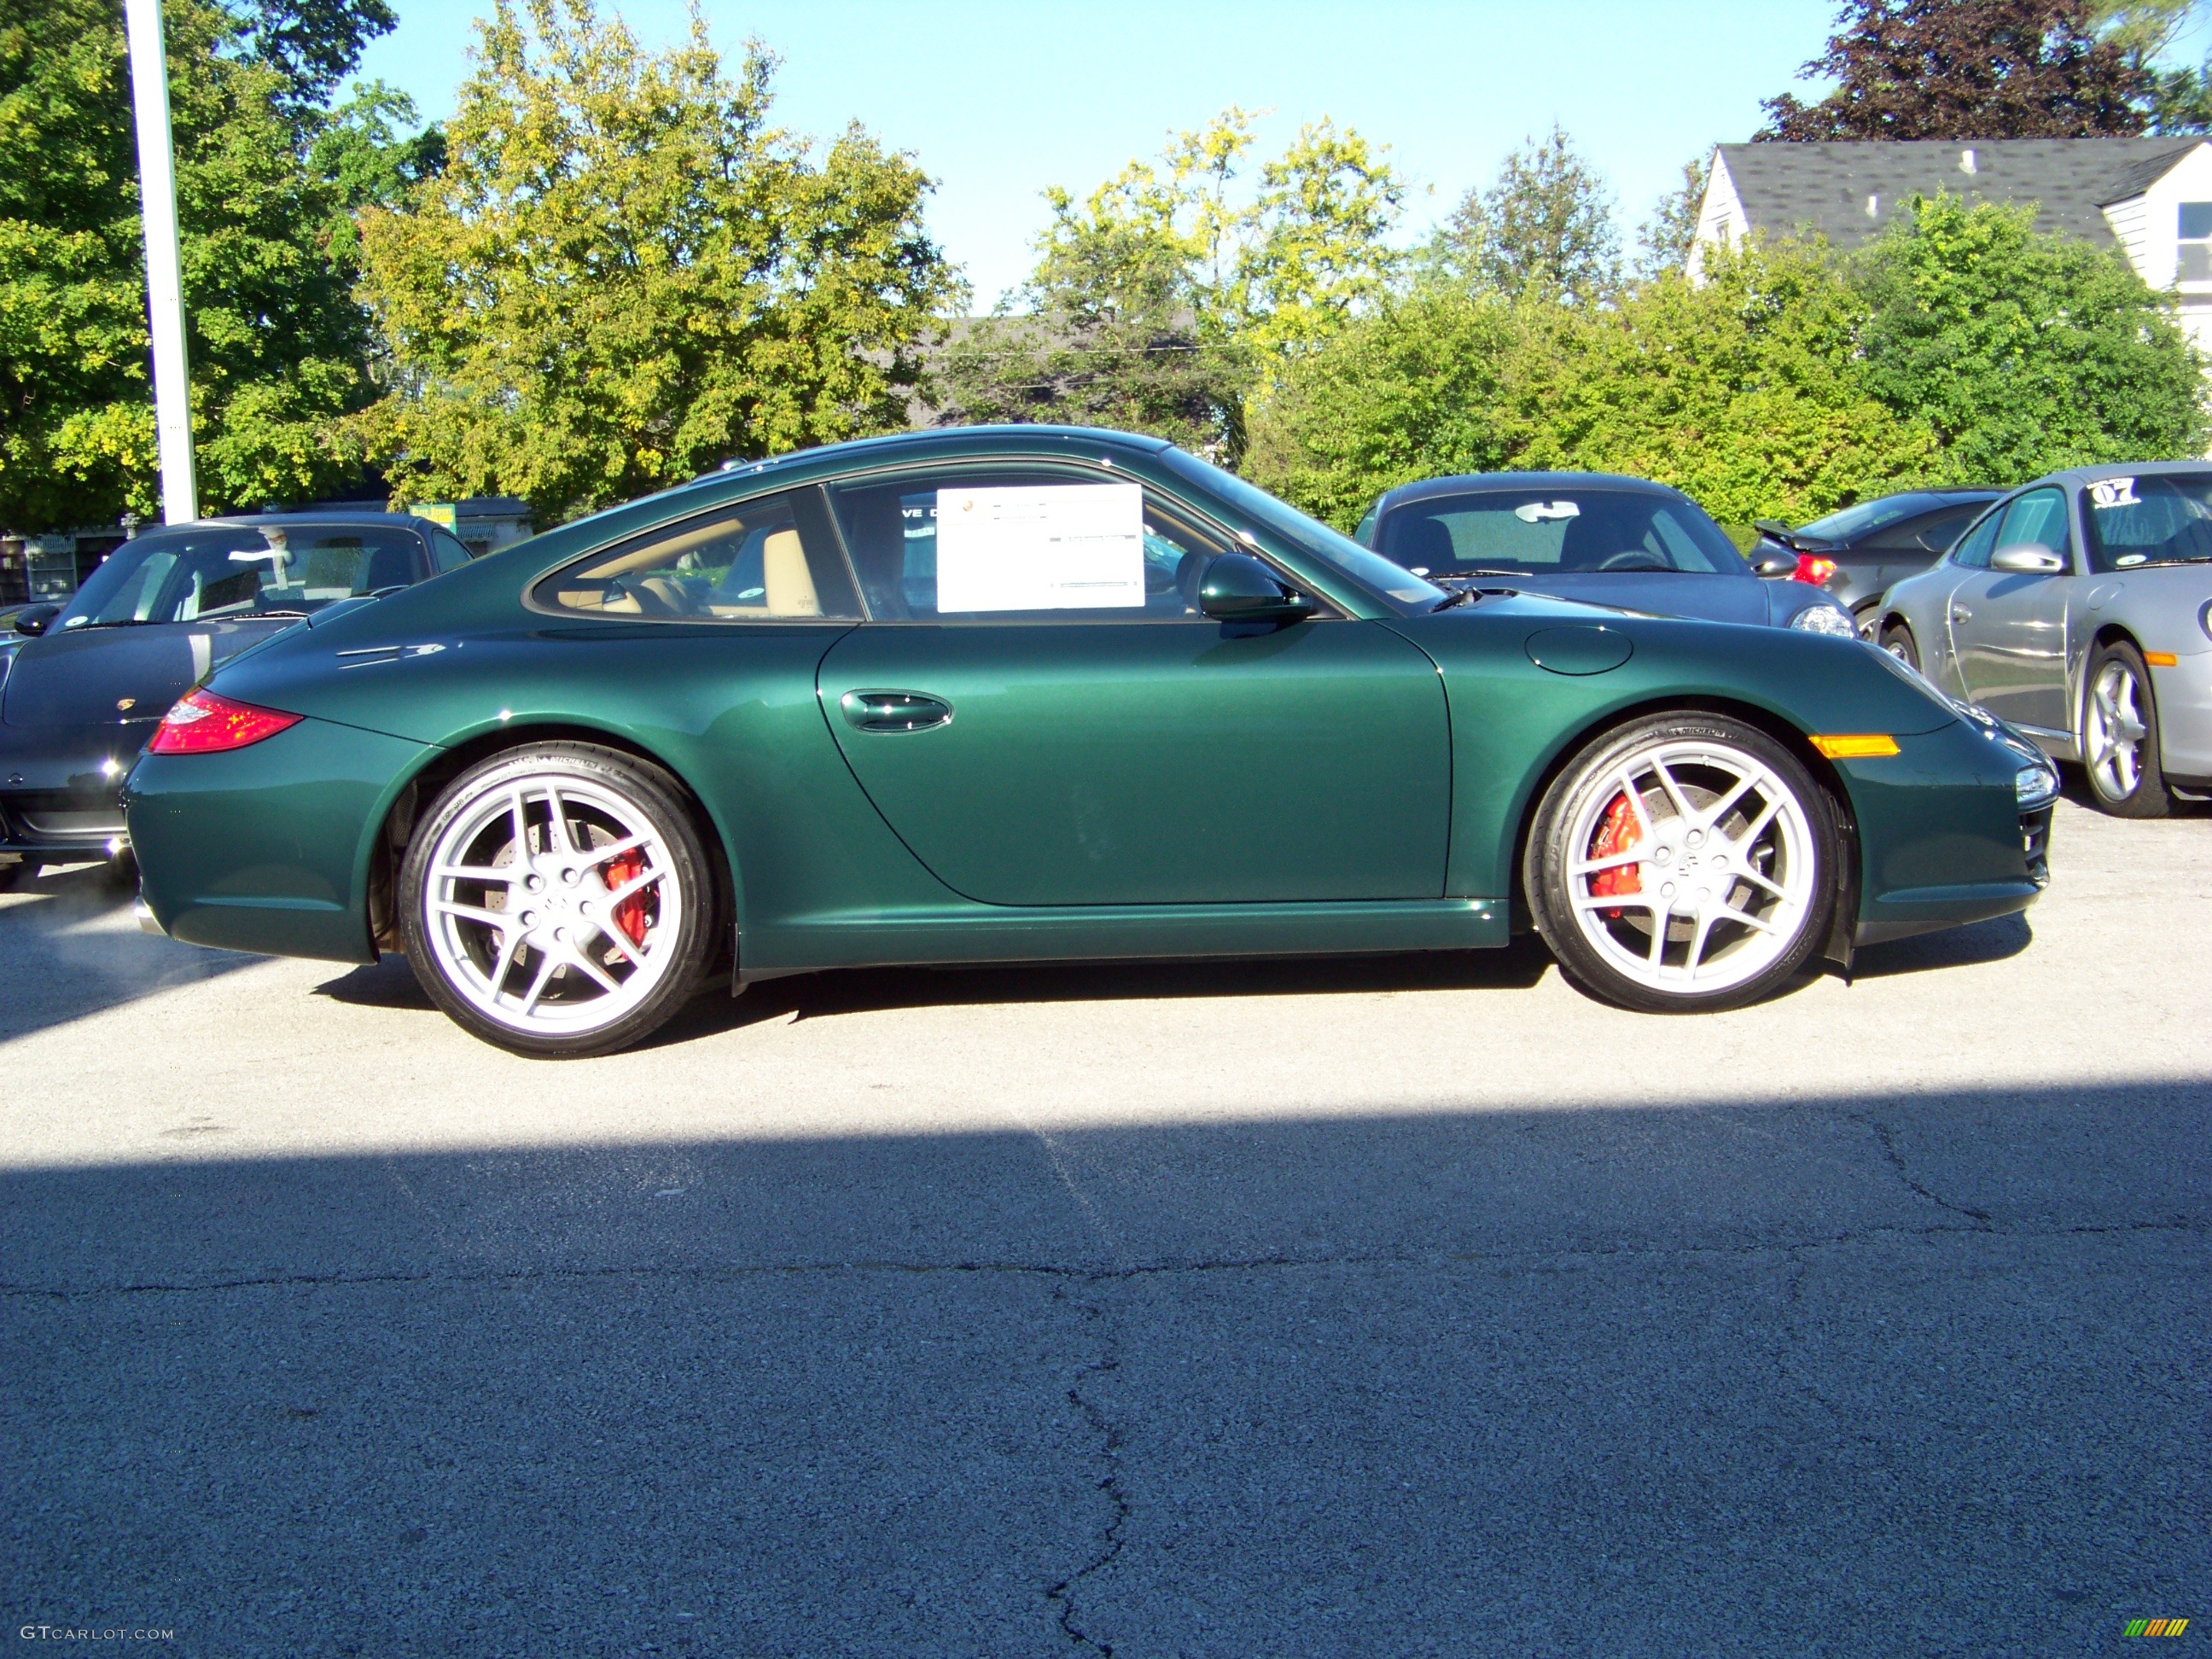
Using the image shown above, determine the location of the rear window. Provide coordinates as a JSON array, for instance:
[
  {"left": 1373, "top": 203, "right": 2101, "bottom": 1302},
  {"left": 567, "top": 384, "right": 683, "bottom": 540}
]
[
  {"left": 55, "top": 524, "right": 423, "bottom": 629},
  {"left": 1378, "top": 488, "right": 1749, "bottom": 577}
]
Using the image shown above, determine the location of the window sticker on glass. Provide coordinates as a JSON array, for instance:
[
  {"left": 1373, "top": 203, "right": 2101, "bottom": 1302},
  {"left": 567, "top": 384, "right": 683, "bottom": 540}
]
[
  {"left": 934, "top": 483, "right": 1144, "bottom": 612},
  {"left": 1514, "top": 500, "right": 1581, "bottom": 523},
  {"left": 2090, "top": 478, "right": 2139, "bottom": 509}
]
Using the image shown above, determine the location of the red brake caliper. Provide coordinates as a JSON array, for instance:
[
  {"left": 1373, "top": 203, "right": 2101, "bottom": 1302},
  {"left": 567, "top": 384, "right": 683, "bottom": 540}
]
[
  {"left": 1587, "top": 791, "right": 1643, "bottom": 919},
  {"left": 599, "top": 852, "right": 650, "bottom": 947}
]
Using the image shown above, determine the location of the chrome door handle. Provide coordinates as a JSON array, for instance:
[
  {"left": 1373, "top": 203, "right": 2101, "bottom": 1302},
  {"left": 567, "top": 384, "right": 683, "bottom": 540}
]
[
  {"left": 840, "top": 690, "right": 952, "bottom": 733},
  {"left": 1951, "top": 607, "right": 1971, "bottom": 621}
]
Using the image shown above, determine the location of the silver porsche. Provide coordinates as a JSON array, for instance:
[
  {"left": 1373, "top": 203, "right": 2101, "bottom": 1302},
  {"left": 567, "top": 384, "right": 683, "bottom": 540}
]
[{"left": 1871, "top": 462, "right": 2212, "bottom": 817}]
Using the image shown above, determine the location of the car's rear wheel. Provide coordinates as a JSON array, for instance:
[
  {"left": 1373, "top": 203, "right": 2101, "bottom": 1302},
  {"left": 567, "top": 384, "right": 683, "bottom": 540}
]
[
  {"left": 1878, "top": 620, "right": 1919, "bottom": 671},
  {"left": 2081, "top": 639, "right": 2170, "bottom": 818},
  {"left": 399, "top": 743, "right": 717, "bottom": 1057},
  {"left": 1525, "top": 715, "right": 1840, "bottom": 1014}
]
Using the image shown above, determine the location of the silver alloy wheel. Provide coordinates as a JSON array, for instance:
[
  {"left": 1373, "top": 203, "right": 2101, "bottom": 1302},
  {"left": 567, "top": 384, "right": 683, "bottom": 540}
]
[
  {"left": 420, "top": 771, "right": 687, "bottom": 1038},
  {"left": 2085, "top": 659, "right": 2148, "bottom": 800},
  {"left": 1563, "top": 738, "right": 1818, "bottom": 995}
]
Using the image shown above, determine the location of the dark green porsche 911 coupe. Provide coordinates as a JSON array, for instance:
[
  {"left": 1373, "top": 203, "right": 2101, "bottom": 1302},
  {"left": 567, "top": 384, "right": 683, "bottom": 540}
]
[{"left": 124, "top": 426, "right": 2058, "bottom": 1057}]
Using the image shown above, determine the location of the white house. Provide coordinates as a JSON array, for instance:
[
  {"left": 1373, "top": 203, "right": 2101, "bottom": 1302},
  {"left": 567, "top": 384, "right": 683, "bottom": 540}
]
[{"left": 1689, "top": 137, "right": 2212, "bottom": 358}]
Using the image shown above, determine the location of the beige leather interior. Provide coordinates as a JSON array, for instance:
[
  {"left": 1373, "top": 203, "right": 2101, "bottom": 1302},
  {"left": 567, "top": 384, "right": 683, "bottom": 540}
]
[{"left": 762, "top": 528, "right": 820, "bottom": 616}]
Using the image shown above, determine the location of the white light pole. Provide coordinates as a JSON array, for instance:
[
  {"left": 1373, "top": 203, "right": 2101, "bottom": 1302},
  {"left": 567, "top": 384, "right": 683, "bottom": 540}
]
[{"left": 124, "top": 0, "right": 198, "bottom": 524}]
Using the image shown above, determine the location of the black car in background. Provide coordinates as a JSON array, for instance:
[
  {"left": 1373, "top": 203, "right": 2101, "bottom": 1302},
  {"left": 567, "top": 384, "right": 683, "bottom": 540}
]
[
  {"left": 1753, "top": 490, "right": 2001, "bottom": 634},
  {"left": 0, "top": 511, "right": 471, "bottom": 886},
  {"left": 1355, "top": 473, "right": 1860, "bottom": 634}
]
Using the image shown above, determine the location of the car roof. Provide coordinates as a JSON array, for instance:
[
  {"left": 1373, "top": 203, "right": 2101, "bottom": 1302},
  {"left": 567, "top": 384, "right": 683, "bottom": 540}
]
[
  {"left": 143, "top": 511, "right": 438, "bottom": 533},
  {"left": 2027, "top": 459, "right": 2212, "bottom": 491},
  {"left": 700, "top": 424, "right": 1176, "bottom": 487},
  {"left": 1374, "top": 472, "right": 1688, "bottom": 513}
]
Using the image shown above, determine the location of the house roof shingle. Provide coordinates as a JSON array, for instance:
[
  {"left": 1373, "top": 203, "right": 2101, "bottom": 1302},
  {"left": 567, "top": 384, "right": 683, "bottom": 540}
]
[{"left": 1714, "top": 137, "right": 2207, "bottom": 249}]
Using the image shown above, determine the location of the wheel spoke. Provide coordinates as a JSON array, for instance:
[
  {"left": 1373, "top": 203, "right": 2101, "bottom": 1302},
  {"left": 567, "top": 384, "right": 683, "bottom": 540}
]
[
  {"left": 1683, "top": 911, "right": 1717, "bottom": 979},
  {"left": 543, "top": 788, "right": 573, "bottom": 854},
  {"left": 589, "top": 833, "right": 650, "bottom": 866},
  {"left": 602, "top": 864, "right": 665, "bottom": 906},
  {"left": 483, "top": 929, "right": 521, "bottom": 998},
  {"left": 1571, "top": 847, "right": 1644, "bottom": 878},
  {"left": 435, "top": 899, "right": 514, "bottom": 931},
  {"left": 436, "top": 863, "right": 515, "bottom": 884},
  {"left": 1714, "top": 904, "right": 1782, "bottom": 934},
  {"left": 508, "top": 788, "right": 531, "bottom": 860},
  {"left": 1697, "top": 771, "right": 1758, "bottom": 830},
  {"left": 592, "top": 920, "right": 653, "bottom": 964},
  {"left": 1646, "top": 896, "right": 1671, "bottom": 968},
  {"left": 1648, "top": 757, "right": 1696, "bottom": 823},
  {"left": 1732, "top": 862, "right": 1790, "bottom": 899},
  {"left": 564, "top": 947, "right": 621, "bottom": 994},
  {"left": 1615, "top": 771, "right": 1656, "bottom": 838},
  {"left": 1573, "top": 889, "right": 1661, "bottom": 914},
  {"left": 517, "top": 952, "right": 560, "bottom": 1013}
]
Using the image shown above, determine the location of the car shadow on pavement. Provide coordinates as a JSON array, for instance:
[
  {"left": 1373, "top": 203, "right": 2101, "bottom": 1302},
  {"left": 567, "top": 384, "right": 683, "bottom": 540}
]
[
  {"left": 311, "top": 933, "right": 1562, "bottom": 1045},
  {"left": 3, "top": 1079, "right": 2205, "bottom": 1656},
  {"left": 1847, "top": 911, "right": 2033, "bottom": 981},
  {"left": 0, "top": 862, "right": 262, "bottom": 1045}
]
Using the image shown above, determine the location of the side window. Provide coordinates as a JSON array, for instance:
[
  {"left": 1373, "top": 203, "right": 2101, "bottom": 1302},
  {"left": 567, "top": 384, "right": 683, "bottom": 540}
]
[
  {"left": 2180, "top": 201, "right": 2212, "bottom": 282},
  {"left": 430, "top": 528, "right": 474, "bottom": 572},
  {"left": 1994, "top": 488, "right": 2070, "bottom": 557},
  {"left": 827, "top": 469, "right": 1232, "bottom": 621},
  {"left": 536, "top": 490, "right": 860, "bottom": 621},
  {"left": 1949, "top": 509, "right": 2001, "bottom": 569}
]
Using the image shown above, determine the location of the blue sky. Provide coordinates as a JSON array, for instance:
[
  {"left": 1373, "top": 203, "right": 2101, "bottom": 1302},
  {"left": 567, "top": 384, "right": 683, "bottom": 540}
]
[{"left": 344, "top": 1, "right": 2195, "bottom": 306}]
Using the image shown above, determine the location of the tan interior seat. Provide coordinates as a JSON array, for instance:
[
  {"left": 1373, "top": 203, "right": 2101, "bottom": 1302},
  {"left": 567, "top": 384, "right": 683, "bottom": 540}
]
[{"left": 762, "top": 529, "right": 821, "bottom": 617}]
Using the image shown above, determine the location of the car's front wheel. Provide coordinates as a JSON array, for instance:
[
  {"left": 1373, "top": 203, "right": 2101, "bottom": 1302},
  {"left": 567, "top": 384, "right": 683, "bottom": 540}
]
[
  {"left": 2081, "top": 639, "right": 2170, "bottom": 818},
  {"left": 399, "top": 742, "right": 718, "bottom": 1057},
  {"left": 1878, "top": 620, "right": 1920, "bottom": 671},
  {"left": 1525, "top": 715, "right": 1841, "bottom": 1014}
]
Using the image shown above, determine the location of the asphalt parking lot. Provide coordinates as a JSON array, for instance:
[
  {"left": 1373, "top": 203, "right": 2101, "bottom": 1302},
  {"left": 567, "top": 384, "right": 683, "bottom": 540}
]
[{"left": 3, "top": 789, "right": 2207, "bottom": 1656}]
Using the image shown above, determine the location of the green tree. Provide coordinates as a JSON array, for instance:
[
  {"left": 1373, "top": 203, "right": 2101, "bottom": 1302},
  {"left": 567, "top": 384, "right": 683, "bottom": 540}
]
[
  {"left": 1241, "top": 286, "right": 1522, "bottom": 529},
  {"left": 357, "top": 0, "right": 958, "bottom": 523},
  {"left": 0, "top": 0, "right": 386, "bottom": 531},
  {"left": 1636, "top": 153, "right": 1711, "bottom": 280},
  {"left": 1513, "top": 242, "right": 1939, "bottom": 526},
  {"left": 936, "top": 108, "right": 1404, "bottom": 457},
  {"left": 1428, "top": 125, "right": 1621, "bottom": 304},
  {"left": 1854, "top": 192, "right": 2207, "bottom": 480}
]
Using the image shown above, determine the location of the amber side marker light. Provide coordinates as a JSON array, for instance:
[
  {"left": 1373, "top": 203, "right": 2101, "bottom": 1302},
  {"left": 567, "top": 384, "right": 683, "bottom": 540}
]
[
  {"left": 2144, "top": 651, "right": 2179, "bottom": 667},
  {"left": 1810, "top": 734, "right": 1901, "bottom": 760},
  {"left": 146, "top": 689, "right": 303, "bottom": 755}
]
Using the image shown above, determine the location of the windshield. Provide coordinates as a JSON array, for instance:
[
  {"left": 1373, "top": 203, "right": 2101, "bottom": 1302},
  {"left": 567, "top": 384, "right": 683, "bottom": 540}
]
[
  {"left": 55, "top": 524, "right": 422, "bottom": 630},
  {"left": 1795, "top": 494, "right": 1947, "bottom": 542},
  {"left": 1374, "top": 487, "right": 1749, "bottom": 578},
  {"left": 1160, "top": 449, "right": 1447, "bottom": 612},
  {"left": 2082, "top": 473, "right": 2212, "bottom": 572}
]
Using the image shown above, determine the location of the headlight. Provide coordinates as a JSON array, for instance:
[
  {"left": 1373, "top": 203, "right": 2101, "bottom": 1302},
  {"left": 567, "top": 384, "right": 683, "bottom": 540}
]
[
  {"left": 1790, "top": 603, "right": 1857, "bottom": 637},
  {"left": 2017, "top": 760, "right": 2059, "bottom": 809}
]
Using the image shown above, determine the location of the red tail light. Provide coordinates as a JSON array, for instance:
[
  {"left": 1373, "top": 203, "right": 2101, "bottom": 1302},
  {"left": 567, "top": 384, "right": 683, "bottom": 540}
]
[
  {"left": 1791, "top": 554, "right": 1837, "bottom": 585},
  {"left": 147, "top": 689, "right": 303, "bottom": 754}
]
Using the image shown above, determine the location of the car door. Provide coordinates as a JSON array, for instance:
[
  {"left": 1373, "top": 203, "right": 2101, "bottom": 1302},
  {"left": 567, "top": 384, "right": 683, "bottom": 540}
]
[
  {"left": 814, "top": 463, "right": 1452, "bottom": 907},
  {"left": 1952, "top": 486, "right": 2075, "bottom": 732}
]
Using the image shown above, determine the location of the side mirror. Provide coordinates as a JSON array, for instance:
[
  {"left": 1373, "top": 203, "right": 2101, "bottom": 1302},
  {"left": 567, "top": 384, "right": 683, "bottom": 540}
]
[
  {"left": 12, "top": 603, "right": 59, "bottom": 637},
  {"left": 1989, "top": 543, "right": 2065, "bottom": 574},
  {"left": 1198, "top": 553, "right": 1315, "bottom": 623},
  {"left": 1751, "top": 550, "right": 1800, "bottom": 579}
]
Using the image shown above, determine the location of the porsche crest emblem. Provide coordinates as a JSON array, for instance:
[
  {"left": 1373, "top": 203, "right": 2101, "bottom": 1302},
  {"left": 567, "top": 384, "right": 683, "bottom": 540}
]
[{"left": 116, "top": 697, "right": 136, "bottom": 712}]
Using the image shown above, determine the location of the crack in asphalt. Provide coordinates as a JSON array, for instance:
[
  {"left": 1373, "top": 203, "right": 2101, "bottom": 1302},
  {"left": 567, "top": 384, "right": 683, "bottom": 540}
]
[
  {"left": 1855, "top": 1114, "right": 1994, "bottom": 1226},
  {"left": 0, "top": 1215, "right": 2200, "bottom": 1302},
  {"left": 1044, "top": 1284, "right": 1129, "bottom": 1656}
]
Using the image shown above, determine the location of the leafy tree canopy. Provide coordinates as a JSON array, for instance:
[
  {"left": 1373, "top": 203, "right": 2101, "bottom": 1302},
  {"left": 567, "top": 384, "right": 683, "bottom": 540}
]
[
  {"left": 1759, "top": 0, "right": 2148, "bottom": 139},
  {"left": 1854, "top": 192, "right": 2208, "bottom": 479},
  {"left": 1246, "top": 196, "right": 2205, "bottom": 533},
  {"left": 0, "top": 0, "right": 395, "bottom": 530},
  {"left": 1427, "top": 125, "right": 1622, "bottom": 304},
  {"left": 936, "top": 108, "right": 1404, "bottom": 460},
  {"left": 355, "top": 0, "right": 960, "bottom": 524}
]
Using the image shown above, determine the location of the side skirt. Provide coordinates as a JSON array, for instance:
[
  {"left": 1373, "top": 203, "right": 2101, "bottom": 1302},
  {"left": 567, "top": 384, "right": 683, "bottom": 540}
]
[{"left": 737, "top": 897, "right": 1506, "bottom": 983}]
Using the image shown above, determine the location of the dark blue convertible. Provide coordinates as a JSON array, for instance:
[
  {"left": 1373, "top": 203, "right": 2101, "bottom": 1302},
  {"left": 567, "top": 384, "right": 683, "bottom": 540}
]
[{"left": 1355, "top": 473, "right": 1859, "bottom": 636}]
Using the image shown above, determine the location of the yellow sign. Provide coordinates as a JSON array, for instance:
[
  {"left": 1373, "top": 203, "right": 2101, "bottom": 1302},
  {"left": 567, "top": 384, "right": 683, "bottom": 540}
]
[{"left": 413, "top": 503, "right": 459, "bottom": 531}]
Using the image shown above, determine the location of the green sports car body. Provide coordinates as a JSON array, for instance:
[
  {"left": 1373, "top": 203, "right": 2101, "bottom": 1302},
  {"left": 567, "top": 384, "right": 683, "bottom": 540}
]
[{"left": 124, "top": 427, "right": 2057, "bottom": 1055}]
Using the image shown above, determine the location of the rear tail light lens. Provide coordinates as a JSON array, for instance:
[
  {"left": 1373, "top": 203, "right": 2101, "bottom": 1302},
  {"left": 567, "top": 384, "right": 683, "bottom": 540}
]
[
  {"left": 147, "top": 689, "right": 302, "bottom": 754},
  {"left": 1791, "top": 554, "right": 1837, "bottom": 585}
]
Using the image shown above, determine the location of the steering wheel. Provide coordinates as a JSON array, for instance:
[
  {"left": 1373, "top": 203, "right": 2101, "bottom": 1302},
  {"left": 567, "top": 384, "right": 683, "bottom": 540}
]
[{"left": 1596, "top": 550, "right": 1673, "bottom": 572}]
